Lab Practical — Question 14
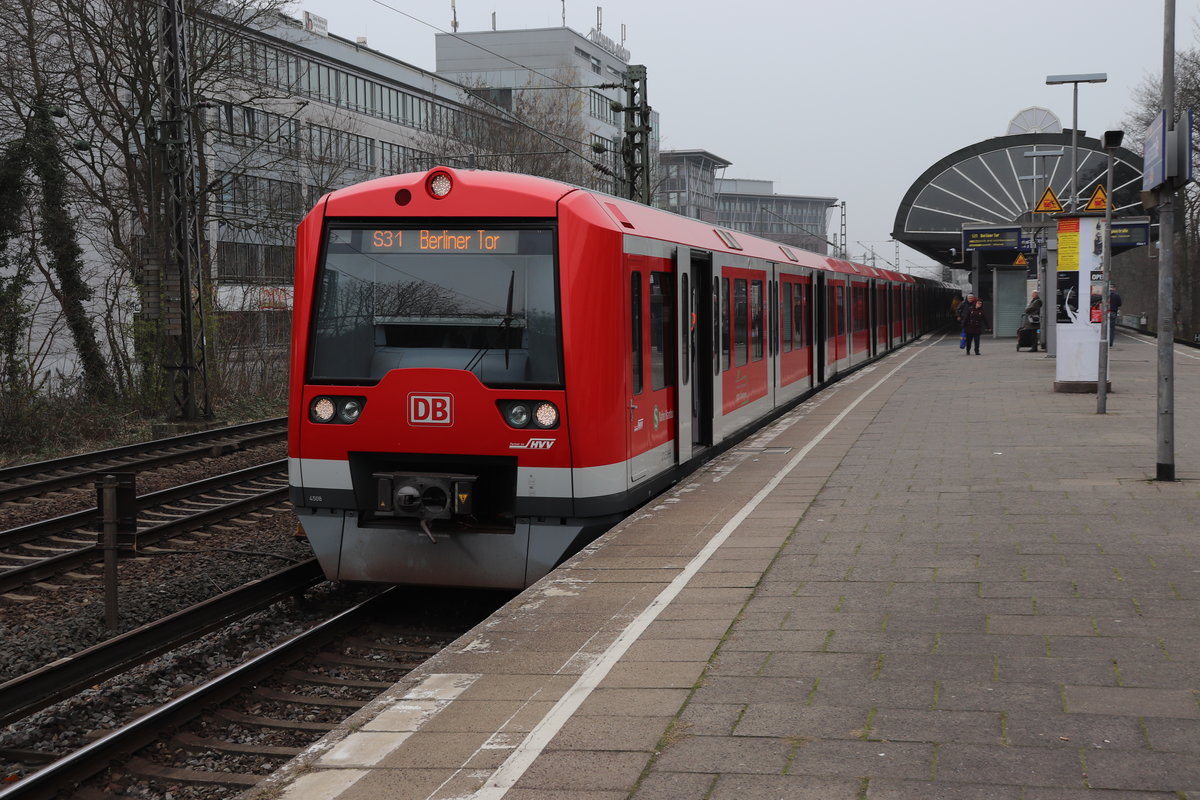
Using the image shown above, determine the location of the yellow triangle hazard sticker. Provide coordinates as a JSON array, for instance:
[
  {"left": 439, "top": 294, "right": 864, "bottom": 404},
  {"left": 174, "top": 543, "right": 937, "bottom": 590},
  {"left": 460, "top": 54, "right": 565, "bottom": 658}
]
[
  {"left": 458, "top": 493, "right": 469, "bottom": 504},
  {"left": 1035, "top": 186, "right": 1063, "bottom": 213},
  {"left": 1085, "top": 184, "right": 1108, "bottom": 212},
  {"left": 1014, "top": 253, "right": 1027, "bottom": 266}
]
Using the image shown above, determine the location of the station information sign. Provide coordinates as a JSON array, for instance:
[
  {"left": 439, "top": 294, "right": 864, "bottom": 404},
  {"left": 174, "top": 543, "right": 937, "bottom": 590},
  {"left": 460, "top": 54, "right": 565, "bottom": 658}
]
[
  {"left": 1109, "top": 220, "right": 1151, "bottom": 250},
  {"left": 962, "top": 226, "right": 1023, "bottom": 251}
]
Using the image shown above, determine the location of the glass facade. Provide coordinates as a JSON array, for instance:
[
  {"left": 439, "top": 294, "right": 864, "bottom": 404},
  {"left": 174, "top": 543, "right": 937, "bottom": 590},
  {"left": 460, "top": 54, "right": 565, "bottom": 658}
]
[
  {"left": 658, "top": 151, "right": 731, "bottom": 223},
  {"left": 715, "top": 184, "right": 836, "bottom": 255}
]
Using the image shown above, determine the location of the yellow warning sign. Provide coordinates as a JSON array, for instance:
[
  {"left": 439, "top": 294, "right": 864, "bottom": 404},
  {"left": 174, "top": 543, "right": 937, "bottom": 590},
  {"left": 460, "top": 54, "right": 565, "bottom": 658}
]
[
  {"left": 1014, "top": 253, "right": 1027, "bottom": 266},
  {"left": 1035, "top": 186, "right": 1063, "bottom": 213},
  {"left": 1085, "top": 184, "right": 1108, "bottom": 212}
]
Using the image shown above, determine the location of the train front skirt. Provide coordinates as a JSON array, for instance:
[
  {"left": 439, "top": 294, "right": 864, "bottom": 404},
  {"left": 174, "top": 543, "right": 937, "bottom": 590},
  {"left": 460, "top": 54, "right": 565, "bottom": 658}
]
[{"left": 295, "top": 508, "right": 617, "bottom": 589}]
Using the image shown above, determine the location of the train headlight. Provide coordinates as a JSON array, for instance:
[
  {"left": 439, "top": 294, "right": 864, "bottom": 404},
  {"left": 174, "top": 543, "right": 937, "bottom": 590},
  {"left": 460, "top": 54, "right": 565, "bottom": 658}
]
[
  {"left": 505, "top": 403, "right": 531, "bottom": 428},
  {"left": 533, "top": 402, "right": 559, "bottom": 429},
  {"left": 310, "top": 395, "right": 366, "bottom": 424},
  {"left": 338, "top": 398, "right": 364, "bottom": 423},
  {"left": 310, "top": 396, "right": 336, "bottom": 423},
  {"left": 499, "top": 400, "right": 560, "bottom": 429},
  {"left": 427, "top": 171, "right": 453, "bottom": 198}
]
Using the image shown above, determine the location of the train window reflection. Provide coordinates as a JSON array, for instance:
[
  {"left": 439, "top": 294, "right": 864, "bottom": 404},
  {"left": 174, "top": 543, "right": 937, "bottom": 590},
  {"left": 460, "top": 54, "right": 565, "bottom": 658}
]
[
  {"left": 751, "top": 280, "right": 763, "bottom": 362},
  {"left": 649, "top": 271, "right": 675, "bottom": 391},
  {"left": 310, "top": 226, "right": 559, "bottom": 386},
  {"left": 734, "top": 278, "right": 748, "bottom": 367},
  {"left": 631, "top": 272, "right": 643, "bottom": 395}
]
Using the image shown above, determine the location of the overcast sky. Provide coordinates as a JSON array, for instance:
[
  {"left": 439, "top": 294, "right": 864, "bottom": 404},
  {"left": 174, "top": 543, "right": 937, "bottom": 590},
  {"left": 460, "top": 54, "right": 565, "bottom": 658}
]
[{"left": 285, "top": 0, "right": 1196, "bottom": 275}]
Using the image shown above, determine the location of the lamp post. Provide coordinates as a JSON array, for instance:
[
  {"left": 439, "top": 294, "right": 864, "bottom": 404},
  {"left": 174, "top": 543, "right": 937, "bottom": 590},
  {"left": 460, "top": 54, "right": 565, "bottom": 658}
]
[
  {"left": 1045, "top": 73, "right": 1107, "bottom": 211},
  {"left": 1097, "top": 130, "right": 1123, "bottom": 414}
]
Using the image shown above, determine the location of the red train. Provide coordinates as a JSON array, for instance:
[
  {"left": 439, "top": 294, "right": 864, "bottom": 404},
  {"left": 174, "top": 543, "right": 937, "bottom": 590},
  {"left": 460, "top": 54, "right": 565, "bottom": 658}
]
[{"left": 288, "top": 168, "right": 955, "bottom": 588}]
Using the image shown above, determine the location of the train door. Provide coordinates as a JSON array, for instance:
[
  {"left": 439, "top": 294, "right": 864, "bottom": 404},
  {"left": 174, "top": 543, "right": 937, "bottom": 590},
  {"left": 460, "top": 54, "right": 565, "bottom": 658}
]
[
  {"left": 675, "top": 248, "right": 713, "bottom": 464},
  {"left": 778, "top": 272, "right": 814, "bottom": 394},
  {"left": 625, "top": 254, "right": 676, "bottom": 484},
  {"left": 825, "top": 277, "right": 847, "bottom": 372},
  {"left": 850, "top": 280, "right": 869, "bottom": 362}
]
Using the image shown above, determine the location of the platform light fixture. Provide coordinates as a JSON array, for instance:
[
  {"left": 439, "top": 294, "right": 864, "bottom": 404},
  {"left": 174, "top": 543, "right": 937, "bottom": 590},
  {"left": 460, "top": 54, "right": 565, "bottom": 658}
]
[{"left": 1046, "top": 73, "right": 1107, "bottom": 212}]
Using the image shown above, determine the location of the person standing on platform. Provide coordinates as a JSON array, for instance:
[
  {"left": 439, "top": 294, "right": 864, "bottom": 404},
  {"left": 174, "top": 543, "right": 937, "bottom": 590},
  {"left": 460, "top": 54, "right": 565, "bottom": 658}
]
[
  {"left": 1108, "top": 286, "right": 1122, "bottom": 346},
  {"left": 1022, "top": 291, "right": 1042, "bottom": 352},
  {"left": 957, "top": 293, "right": 976, "bottom": 327},
  {"left": 962, "top": 299, "right": 989, "bottom": 355}
]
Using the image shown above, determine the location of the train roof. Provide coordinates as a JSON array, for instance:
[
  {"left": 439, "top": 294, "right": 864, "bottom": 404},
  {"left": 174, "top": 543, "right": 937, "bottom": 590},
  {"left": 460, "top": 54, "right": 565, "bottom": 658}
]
[{"left": 318, "top": 168, "right": 929, "bottom": 286}]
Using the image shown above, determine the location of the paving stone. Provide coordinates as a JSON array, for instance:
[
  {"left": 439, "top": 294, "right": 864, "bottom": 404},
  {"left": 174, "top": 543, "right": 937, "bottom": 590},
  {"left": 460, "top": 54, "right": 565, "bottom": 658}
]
[
  {"left": 933, "top": 743, "right": 1087, "bottom": 788},
  {"left": 709, "top": 773, "right": 863, "bottom": 799},
  {"left": 1001, "top": 710, "right": 1148, "bottom": 750},
  {"left": 1082, "top": 748, "right": 1200, "bottom": 792},
  {"left": 652, "top": 734, "right": 793, "bottom": 774},
  {"left": 1063, "top": 685, "right": 1200, "bottom": 718},
  {"left": 866, "top": 779, "right": 1021, "bottom": 799}
]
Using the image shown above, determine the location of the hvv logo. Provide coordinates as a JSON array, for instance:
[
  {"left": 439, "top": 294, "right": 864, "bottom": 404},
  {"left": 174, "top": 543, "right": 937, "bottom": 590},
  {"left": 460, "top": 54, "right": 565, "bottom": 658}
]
[
  {"left": 409, "top": 393, "right": 452, "bottom": 425},
  {"left": 510, "top": 438, "right": 555, "bottom": 450}
]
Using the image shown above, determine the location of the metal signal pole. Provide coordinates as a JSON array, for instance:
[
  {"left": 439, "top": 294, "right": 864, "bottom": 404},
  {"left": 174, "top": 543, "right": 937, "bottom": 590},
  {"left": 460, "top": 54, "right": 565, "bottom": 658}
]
[{"left": 158, "top": 0, "right": 211, "bottom": 421}]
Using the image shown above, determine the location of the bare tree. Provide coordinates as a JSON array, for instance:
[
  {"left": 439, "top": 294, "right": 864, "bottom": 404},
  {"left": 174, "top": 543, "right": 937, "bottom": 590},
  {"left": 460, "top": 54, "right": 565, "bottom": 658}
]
[
  {"left": 0, "top": 0, "right": 115, "bottom": 400},
  {"left": 0, "top": 0, "right": 299, "bottom": 419}
]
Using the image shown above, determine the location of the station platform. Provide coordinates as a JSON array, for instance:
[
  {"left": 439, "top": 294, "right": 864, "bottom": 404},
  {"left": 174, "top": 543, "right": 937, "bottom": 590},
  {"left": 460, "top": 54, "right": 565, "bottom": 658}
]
[{"left": 256, "top": 331, "right": 1200, "bottom": 800}]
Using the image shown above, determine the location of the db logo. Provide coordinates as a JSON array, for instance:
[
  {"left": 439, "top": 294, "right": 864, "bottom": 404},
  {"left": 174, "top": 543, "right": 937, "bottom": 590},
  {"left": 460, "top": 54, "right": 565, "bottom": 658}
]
[{"left": 409, "top": 393, "right": 453, "bottom": 425}]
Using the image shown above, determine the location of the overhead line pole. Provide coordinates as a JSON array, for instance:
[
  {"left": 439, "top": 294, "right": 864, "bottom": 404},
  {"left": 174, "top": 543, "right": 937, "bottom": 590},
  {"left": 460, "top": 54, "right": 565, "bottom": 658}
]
[
  {"left": 620, "top": 65, "right": 651, "bottom": 204},
  {"left": 158, "top": 0, "right": 211, "bottom": 421},
  {"left": 1156, "top": 0, "right": 1176, "bottom": 480}
]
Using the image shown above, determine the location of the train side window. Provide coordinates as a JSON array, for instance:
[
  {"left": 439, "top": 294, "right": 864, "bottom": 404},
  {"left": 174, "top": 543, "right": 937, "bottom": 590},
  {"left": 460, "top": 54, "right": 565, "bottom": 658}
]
[
  {"left": 721, "top": 277, "right": 731, "bottom": 372},
  {"left": 750, "top": 279, "right": 763, "bottom": 362},
  {"left": 631, "top": 271, "right": 643, "bottom": 395},
  {"left": 734, "top": 278, "right": 748, "bottom": 367},
  {"left": 836, "top": 285, "right": 846, "bottom": 336},
  {"left": 782, "top": 282, "right": 793, "bottom": 352},
  {"left": 649, "top": 271, "right": 674, "bottom": 391},
  {"left": 795, "top": 283, "right": 807, "bottom": 348},
  {"left": 768, "top": 280, "right": 776, "bottom": 357},
  {"left": 826, "top": 285, "right": 835, "bottom": 338}
]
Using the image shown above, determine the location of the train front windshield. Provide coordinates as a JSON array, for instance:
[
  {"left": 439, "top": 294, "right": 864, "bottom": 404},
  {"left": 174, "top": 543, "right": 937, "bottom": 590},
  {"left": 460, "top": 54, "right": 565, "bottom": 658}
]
[{"left": 310, "top": 225, "right": 560, "bottom": 386}]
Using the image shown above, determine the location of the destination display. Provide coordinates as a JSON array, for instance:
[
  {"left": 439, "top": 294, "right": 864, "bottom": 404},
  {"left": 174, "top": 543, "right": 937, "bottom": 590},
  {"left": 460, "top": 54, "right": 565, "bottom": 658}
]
[
  {"left": 962, "top": 226, "right": 1023, "bottom": 251},
  {"left": 360, "top": 228, "right": 521, "bottom": 254}
]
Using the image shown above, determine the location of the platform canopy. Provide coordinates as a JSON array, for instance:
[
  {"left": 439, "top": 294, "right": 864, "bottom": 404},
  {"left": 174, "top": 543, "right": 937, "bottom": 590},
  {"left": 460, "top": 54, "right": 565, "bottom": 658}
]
[{"left": 892, "top": 132, "right": 1144, "bottom": 267}]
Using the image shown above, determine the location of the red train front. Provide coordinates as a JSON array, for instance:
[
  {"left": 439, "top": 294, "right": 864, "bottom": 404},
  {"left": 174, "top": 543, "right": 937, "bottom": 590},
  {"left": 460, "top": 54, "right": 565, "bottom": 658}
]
[
  {"left": 289, "top": 168, "right": 641, "bottom": 588},
  {"left": 288, "top": 167, "right": 954, "bottom": 589}
]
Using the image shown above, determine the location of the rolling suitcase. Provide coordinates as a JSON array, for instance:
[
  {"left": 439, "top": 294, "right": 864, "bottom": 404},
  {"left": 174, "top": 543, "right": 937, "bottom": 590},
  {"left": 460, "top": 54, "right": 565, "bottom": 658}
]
[{"left": 1017, "top": 327, "right": 1036, "bottom": 350}]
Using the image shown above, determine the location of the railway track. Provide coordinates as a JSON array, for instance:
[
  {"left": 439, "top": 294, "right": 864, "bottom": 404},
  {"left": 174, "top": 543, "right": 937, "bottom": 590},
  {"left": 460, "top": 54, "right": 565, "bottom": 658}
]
[
  {"left": 0, "top": 587, "right": 489, "bottom": 800},
  {"left": 0, "top": 560, "right": 324, "bottom": 728},
  {"left": 0, "top": 461, "right": 289, "bottom": 595},
  {"left": 0, "top": 418, "right": 286, "bottom": 506},
  {"left": 0, "top": 420, "right": 505, "bottom": 798}
]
